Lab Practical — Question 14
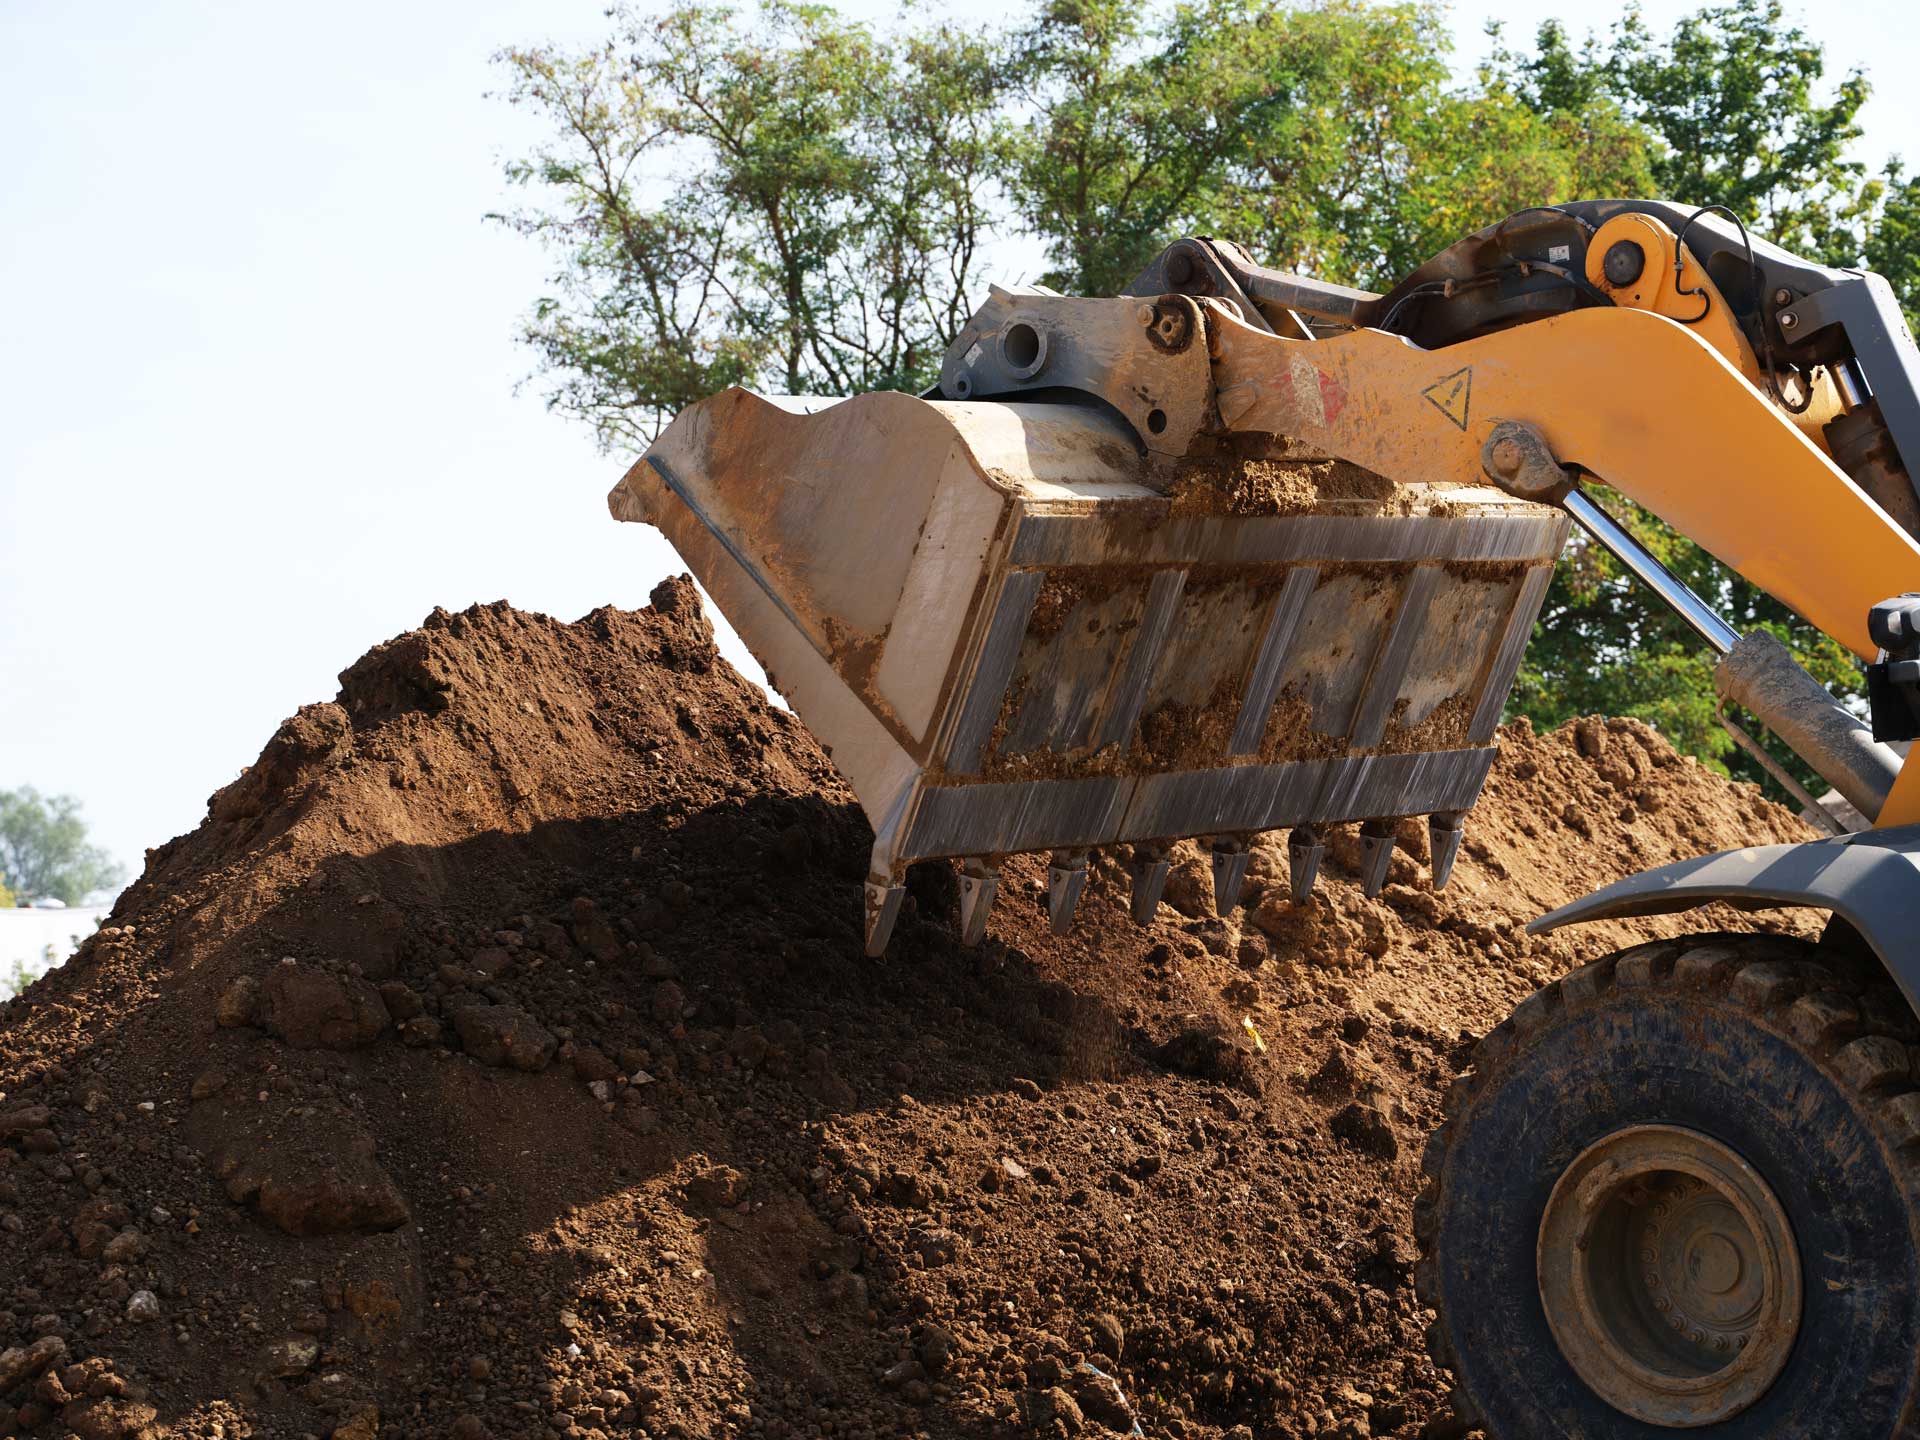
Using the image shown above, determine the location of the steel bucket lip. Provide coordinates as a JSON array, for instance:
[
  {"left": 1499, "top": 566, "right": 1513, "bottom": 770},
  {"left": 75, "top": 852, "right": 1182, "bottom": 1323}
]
[{"left": 614, "top": 387, "right": 1568, "bottom": 952}]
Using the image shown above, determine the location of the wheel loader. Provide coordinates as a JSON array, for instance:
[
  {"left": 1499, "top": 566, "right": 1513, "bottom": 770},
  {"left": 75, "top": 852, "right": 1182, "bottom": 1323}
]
[{"left": 609, "top": 199, "right": 1920, "bottom": 1435}]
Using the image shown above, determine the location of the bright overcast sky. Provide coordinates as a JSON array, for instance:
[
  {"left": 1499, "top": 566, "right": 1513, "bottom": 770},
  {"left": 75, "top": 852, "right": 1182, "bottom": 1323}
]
[{"left": 4, "top": 0, "right": 1918, "bottom": 885}]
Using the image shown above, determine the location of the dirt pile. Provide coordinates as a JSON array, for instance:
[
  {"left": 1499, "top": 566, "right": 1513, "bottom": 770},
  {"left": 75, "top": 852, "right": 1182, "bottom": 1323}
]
[{"left": 0, "top": 581, "right": 1817, "bottom": 1440}]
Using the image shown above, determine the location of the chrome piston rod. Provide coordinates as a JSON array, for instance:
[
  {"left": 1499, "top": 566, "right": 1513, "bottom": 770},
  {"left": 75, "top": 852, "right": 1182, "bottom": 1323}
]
[
  {"left": 1563, "top": 486, "right": 1898, "bottom": 821},
  {"left": 1563, "top": 488, "right": 1740, "bottom": 655}
]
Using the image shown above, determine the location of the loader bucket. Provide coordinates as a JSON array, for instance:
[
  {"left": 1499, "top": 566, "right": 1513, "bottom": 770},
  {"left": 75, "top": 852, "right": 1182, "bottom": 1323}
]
[{"left": 610, "top": 388, "right": 1567, "bottom": 952}]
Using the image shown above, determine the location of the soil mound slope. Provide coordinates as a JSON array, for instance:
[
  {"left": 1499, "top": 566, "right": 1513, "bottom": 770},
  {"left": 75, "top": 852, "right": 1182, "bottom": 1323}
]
[{"left": 0, "top": 580, "right": 1815, "bottom": 1440}]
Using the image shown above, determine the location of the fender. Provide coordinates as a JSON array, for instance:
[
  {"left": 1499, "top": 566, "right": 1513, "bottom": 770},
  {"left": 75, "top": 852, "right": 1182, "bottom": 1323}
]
[{"left": 1530, "top": 824, "right": 1920, "bottom": 1007}]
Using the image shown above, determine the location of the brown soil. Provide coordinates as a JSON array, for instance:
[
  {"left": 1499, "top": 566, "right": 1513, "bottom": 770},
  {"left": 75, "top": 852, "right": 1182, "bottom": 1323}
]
[
  {"left": 1155, "top": 439, "right": 1465, "bottom": 519},
  {"left": 0, "top": 583, "right": 1818, "bottom": 1440},
  {"left": 1162, "top": 456, "right": 1401, "bottom": 518}
]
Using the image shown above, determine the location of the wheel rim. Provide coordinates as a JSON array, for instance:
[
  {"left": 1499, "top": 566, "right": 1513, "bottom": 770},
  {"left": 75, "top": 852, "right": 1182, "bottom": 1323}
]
[{"left": 1537, "top": 1124, "right": 1802, "bottom": 1427}]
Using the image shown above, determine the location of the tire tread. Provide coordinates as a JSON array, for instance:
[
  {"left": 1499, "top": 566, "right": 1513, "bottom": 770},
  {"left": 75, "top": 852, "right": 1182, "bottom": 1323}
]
[{"left": 1415, "top": 931, "right": 1920, "bottom": 1437}]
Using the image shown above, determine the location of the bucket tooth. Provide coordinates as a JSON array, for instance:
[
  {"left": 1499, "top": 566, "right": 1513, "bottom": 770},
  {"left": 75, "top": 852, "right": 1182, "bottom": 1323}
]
[
  {"left": 1210, "top": 838, "right": 1252, "bottom": 916},
  {"left": 959, "top": 858, "right": 1000, "bottom": 946},
  {"left": 1287, "top": 825, "right": 1325, "bottom": 904},
  {"left": 864, "top": 875, "right": 905, "bottom": 957},
  {"left": 1129, "top": 845, "right": 1171, "bottom": 926},
  {"left": 1047, "top": 849, "right": 1090, "bottom": 934},
  {"left": 1428, "top": 812, "right": 1465, "bottom": 890},
  {"left": 1358, "top": 820, "right": 1397, "bottom": 898}
]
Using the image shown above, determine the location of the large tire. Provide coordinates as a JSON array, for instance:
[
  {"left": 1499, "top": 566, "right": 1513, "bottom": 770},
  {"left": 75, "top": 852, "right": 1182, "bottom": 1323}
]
[{"left": 1416, "top": 933, "right": 1920, "bottom": 1437}]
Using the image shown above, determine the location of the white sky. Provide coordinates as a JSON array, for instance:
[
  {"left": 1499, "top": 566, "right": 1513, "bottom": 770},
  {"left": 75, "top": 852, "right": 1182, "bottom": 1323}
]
[{"left": 4, "top": 0, "right": 1917, "bottom": 885}]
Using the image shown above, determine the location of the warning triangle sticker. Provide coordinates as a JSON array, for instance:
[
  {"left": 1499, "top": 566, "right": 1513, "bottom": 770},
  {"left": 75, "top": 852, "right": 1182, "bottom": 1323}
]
[{"left": 1422, "top": 367, "right": 1472, "bottom": 431}]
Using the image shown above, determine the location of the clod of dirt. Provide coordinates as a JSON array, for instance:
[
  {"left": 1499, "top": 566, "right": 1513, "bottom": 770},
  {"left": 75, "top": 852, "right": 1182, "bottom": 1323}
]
[
  {"left": 1158, "top": 442, "right": 1430, "bottom": 518},
  {"left": 1331, "top": 1100, "right": 1400, "bottom": 1160},
  {"left": 448, "top": 1003, "right": 556, "bottom": 1071},
  {"left": 0, "top": 576, "right": 1817, "bottom": 1439},
  {"left": 259, "top": 960, "right": 388, "bottom": 1050}
]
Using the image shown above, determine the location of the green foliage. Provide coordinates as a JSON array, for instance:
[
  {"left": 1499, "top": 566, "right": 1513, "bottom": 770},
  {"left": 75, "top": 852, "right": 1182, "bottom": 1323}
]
[
  {"left": 492, "top": 1, "right": 1012, "bottom": 449},
  {"left": 1566, "top": 4, "right": 1862, "bottom": 242},
  {"left": 1487, "top": 2, "right": 1918, "bottom": 332},
  {"left": 1863, "top": 164, "right": 1920, "bottom": 330},
  {"left": 1004, "top": 0, "right": 1372, "bottom": 295},
  {"left": 501, "top": 0, "right": 1660, "bottom": 397},
  {"left": 0, "top": 787, "right": 125, "bottom": 906},
  {"left": 1006, "top": 0, "right": 1655, "bottom": 295},
  {"left": 499, "top": 0, "right": 1909, "bottom": 800},
  {"left": 1481, "top": 0, "right": 1901, "bottom": 796}
]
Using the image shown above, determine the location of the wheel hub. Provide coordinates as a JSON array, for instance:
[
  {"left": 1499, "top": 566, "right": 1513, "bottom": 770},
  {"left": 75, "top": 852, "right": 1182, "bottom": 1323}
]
[{"left": 1537, "top": 1125, "right": 1802, "bottom": 1427}]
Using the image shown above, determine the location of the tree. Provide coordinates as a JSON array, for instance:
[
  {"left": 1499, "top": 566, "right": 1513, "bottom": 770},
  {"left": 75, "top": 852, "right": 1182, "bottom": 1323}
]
[
  {"left": 0, "top": 788, "right": 125, "bottom": 906},
  {"left": 1862, "top": 163, "right": 1920, "bottom": 332},
  {"left": 492, "top": 1, "right": 1012, "bottom": 450},
  {"left": 1005, "top": 0, "right": 1352, "bottom": 296},
  {"left": 1484, "top": 0, "right": 1893, "bottom": 793},
  {"left": 1005, "top": 0, "right": 1656, "bottom": 296}
]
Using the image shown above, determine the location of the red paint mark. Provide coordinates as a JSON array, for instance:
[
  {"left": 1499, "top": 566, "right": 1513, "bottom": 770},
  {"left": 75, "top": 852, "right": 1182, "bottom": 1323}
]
[{"left": 1317, "top": 368, "right": 1346, "bottom": 424}]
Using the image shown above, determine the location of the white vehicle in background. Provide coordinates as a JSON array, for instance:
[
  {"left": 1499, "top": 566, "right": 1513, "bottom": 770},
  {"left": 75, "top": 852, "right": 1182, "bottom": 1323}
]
[{"left": 2, "top": 901, "right": 110, "bottom": 996}]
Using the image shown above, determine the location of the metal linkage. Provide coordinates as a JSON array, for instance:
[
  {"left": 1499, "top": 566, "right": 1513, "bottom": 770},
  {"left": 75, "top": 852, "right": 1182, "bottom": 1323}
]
[
  {"left": 1716, "top": 629, "right": 1902, "bottom": 823},
  {"left": 1778, "top": 274, "right": 1920, "bottom": 518},
  {"left": 1479, "top": 424, "right": 1901, "bottom": 835},
  {"left": 1123, "top": 237, "right": 1383, "bottom": 333},
  {"left": 1715, "top": 705, "right": 1846, "bottom": 836}
]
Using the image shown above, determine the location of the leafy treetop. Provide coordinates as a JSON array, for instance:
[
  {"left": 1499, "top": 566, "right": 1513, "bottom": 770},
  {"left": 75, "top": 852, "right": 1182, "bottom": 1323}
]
[{"left": 0, "top": 788, "right": 125, "bottom": 907}]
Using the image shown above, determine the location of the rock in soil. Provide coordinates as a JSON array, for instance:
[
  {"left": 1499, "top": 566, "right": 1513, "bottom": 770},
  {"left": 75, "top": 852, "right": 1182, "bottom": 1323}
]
[{"left": 0, "top": 578, "right": 1817, "bottom": 1438}]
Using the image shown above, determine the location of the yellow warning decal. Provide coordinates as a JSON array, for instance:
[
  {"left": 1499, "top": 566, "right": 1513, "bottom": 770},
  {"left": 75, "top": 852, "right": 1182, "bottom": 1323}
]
[{"left": 1422, "top": 367, "right": 1472, "bottom": 431}]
